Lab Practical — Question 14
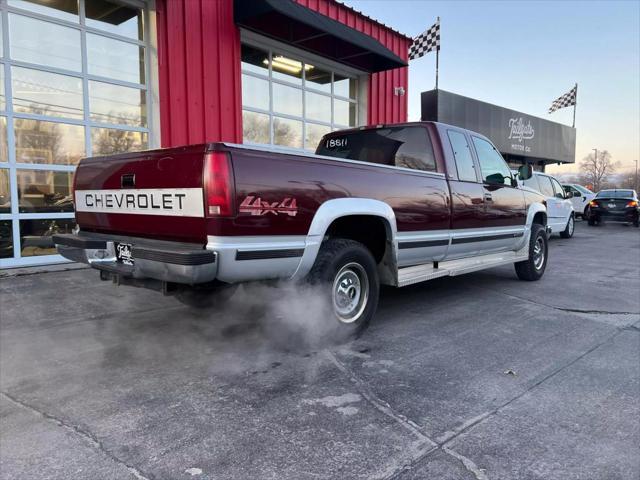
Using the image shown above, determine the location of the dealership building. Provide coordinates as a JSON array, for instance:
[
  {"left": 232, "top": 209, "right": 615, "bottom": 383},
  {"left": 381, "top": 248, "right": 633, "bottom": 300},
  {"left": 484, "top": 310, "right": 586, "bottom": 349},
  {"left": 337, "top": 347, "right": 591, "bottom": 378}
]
[
  {"left": 0, "top": 0, "right": 575, "bottom": 268},
  {"left": 0, "top": 0, "right": 411, "bottom": 267}
]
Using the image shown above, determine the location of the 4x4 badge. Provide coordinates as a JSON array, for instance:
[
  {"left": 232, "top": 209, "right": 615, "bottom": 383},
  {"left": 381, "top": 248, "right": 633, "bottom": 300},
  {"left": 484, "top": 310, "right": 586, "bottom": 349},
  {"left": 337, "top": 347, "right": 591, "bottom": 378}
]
[{"left": 239, "top": 196, "right": 298, "bottom": 217}]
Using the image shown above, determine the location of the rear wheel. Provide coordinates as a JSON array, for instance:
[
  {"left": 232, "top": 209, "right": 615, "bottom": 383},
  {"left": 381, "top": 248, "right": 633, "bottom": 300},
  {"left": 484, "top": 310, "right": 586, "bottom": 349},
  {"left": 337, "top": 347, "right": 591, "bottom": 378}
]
[
  {"left": 515, "top": 223, "right": 548, "bottom": 281},
  {"left": 305, "top": 238, "right": 380, "bottom": 343},
  {"left": 560, "top": 214, "right": 575, "bottom": 238}
]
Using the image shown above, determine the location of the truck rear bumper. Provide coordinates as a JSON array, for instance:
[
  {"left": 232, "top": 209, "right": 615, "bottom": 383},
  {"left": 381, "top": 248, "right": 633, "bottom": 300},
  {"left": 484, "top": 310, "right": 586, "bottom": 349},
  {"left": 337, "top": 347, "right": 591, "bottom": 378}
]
[{"left": 54, "top": 234, "right": 217, "bottom": 284}]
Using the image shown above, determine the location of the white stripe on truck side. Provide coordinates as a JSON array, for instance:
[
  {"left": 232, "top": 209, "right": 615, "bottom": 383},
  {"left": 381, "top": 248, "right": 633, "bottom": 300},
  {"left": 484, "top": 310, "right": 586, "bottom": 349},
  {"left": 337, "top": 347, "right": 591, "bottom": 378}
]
[{"left": 74, "top": 188, "right": 205, "bottom": 217}]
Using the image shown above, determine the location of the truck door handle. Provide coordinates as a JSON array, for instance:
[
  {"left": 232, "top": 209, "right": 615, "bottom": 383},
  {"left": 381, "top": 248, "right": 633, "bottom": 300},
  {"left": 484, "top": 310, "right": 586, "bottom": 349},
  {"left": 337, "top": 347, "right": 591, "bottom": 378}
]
[{"left": 484, "top": 193, "right": 493, "bottom": 202}]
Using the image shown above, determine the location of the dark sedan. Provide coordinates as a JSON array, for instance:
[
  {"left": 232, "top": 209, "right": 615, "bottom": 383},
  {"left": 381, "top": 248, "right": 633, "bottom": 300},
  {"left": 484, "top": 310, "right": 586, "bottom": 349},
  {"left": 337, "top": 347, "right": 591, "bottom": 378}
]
[{"left": 587, "top": 189, "right": 639, "bottom": 227}]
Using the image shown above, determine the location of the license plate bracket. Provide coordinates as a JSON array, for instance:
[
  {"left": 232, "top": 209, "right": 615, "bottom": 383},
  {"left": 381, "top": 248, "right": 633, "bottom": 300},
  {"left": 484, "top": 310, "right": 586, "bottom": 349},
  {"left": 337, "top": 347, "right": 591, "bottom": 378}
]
[{"left": 115, "top": 242, "right": 134, "bottom": 266}]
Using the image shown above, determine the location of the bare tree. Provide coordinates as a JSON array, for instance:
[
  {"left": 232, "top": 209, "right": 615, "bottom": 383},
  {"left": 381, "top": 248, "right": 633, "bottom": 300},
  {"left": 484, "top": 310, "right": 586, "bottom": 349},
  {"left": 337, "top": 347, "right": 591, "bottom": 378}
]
[{"left": 579, "top": 150, "right": 620, "bottom": 192}]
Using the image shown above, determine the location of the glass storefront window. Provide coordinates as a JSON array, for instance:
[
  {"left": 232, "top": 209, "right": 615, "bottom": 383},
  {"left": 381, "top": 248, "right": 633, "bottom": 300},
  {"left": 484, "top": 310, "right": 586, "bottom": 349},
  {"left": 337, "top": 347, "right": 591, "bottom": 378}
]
[
  {"left": 272, "top": 83, "right": 302, "bottom": 117},
  {"left": 241, "top": 42, "right": 359, "bottom": 151},
  {"left": 12, "top": 67, "right": 84, "bottom": 119},
  {"left": 273, "top": 117, "right": 302, "bottom": 149},
  {"left": 17, "top": 169, "right": 74, "bottom": 213},
  {"left": 241, "top": 44, "right": 269, "bottom": 76},
  {"left": 306, "top": 92, "right": 331, "bottom": 123},
  {"left": 334, "top": 98, "right": 356, "bottom": 127},
  {"left": 91, "top": 128, "right": 147, "bottom": 156},
  {"left": 14, "top": 119, "right": 85, "bottom": 165},
  {"left": 0, "top": 168, "right": 10, "bottom": 212},
  {"left": 8, "top": 0, "right": 79, "bottom": 22},
  {"left": 0, "top": 117, "right": 7, "bottom": 162},
  {"left": 271, "top": 53, "right": 304, "bottom": 85},
  {"left": 242, "top": 74, "right": 269, "bottom": 111},
  {"left": 89, "top": 80, "right": 146, "bottom": 127},
  {"left": 0, "top": 220, "right": 13, "bottom": 259},
  {"left": 85, "top": 0, "right": 143, "bottom": 40},
  {"left": 20, "top": 218, "right": 76, "bottom": 257},
  {"left": 87, "top": 34, "right": 145, "bottom": 84},
  {"left": 1, "top": 0, "right": 149, "bottom": 267},
  {"left": 243, "top": 110, "right": 269, "bottom": 144},
  {"left": 9, "top": 13, "right": 81, "bottom": 71}
]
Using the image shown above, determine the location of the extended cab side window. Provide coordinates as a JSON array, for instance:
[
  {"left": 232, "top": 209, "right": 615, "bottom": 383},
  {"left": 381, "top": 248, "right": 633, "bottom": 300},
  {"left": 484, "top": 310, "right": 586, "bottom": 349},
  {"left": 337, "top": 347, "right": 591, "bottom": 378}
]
[
  {"left": 471, "top": 136, "right": 512, "bottom": 186},
  {"left": 447, "top": 130, "right": 476, "bottom": 182}
]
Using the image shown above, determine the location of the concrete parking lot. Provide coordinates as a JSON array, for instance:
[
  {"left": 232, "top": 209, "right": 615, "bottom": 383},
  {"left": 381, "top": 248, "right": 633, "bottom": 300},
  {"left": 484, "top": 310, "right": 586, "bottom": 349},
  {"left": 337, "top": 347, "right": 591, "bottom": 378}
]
[{"left": 1, "top": 221, "right": 639, "bottom": 480}]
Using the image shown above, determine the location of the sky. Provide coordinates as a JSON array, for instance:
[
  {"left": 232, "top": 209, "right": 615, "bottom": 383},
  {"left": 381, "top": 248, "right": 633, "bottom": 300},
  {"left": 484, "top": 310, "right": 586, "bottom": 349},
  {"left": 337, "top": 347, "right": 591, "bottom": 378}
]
[{"left": 345, "top": 0, "right": 640, "bottom": 174}]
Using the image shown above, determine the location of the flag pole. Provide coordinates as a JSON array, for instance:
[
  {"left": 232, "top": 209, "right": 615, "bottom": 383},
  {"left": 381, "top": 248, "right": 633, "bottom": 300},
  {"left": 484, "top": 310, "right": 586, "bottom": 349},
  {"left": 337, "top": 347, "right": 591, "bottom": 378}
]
[
  {"left": 572, "top": 83, "right": 577, "bottom": 128},
  {"left": 435, "top": 17, "right": 440, "bottom": 90}
]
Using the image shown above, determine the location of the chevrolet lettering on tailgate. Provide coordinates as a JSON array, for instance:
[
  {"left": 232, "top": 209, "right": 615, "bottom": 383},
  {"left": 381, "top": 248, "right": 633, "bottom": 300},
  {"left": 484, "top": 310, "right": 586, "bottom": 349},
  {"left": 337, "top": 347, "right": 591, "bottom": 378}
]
[{"left": 75, "top": 188, "right": 205, "bottom": 217}]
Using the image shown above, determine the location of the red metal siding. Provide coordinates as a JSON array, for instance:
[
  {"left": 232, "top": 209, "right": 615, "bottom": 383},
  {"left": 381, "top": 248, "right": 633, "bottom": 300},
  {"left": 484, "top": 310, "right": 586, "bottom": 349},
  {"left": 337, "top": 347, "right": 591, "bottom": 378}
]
[
  {"left": 156, "top": 0, "right": 242, "bottom": 147},
  {"left": 294, "top": 0, "right": 410, "bottom": 125},
  {"left": 156, "top": 0, "right": 410, "bottom": 148}
]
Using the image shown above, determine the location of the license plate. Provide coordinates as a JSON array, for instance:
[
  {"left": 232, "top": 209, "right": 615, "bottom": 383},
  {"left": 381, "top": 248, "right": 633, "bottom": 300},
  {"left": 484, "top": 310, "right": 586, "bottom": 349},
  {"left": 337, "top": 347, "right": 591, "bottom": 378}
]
[
  {"left": 115, "top": 242, "right": 134, "bottom": 266},
  {"left": 608, "top": 203, "right": 616, "bottom": 208}
]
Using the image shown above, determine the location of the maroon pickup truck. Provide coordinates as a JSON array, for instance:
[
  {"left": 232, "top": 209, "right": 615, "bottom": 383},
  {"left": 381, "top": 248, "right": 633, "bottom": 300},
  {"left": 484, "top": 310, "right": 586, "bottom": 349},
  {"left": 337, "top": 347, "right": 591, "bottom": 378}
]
[{"left": 55, "top": 121, "right": 548, "bottom": 339}]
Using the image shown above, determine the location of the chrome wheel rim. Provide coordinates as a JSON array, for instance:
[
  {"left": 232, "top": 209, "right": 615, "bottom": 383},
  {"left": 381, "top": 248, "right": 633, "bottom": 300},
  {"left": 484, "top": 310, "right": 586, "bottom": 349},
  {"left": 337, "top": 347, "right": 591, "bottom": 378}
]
[
  {"left": 533, "top": 237, "right": 545, "bottom": 270},
  {"left": 332, "top": 262, "right": 369, "bottom": 324},
  {"left": 568, "top": 216, "right": 574, "bottom": 235}
]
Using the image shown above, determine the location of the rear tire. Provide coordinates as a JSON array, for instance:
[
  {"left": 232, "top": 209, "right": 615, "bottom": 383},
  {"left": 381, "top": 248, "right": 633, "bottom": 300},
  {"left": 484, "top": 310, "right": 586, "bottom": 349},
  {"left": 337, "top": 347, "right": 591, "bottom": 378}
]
[
  {"left": 560, "top": 214, "right": 575, "bottom": 238},
  {"left": 175, "top": 283, "right": 238, "bottom": 309},
  {"left": 515, "top": 224, "right": 548, "bottom": 281},
  {"left": 305, "top": 238, "right": 380, "bottom": 343}
]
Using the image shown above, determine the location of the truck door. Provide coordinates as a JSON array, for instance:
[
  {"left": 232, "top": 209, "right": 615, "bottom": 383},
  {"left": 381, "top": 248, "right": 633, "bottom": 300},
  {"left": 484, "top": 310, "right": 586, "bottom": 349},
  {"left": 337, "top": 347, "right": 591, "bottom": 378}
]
[
  {"left": 445, "top": 129, "right": 487, "bottom": 259},
  {"left": 470, "top": 136, "right": 526, "bottom": 253}
]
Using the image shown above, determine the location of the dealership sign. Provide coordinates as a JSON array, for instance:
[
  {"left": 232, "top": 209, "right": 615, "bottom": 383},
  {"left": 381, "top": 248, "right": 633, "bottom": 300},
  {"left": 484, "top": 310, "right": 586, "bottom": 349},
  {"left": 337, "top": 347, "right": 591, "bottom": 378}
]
[{"left": 421, "top": 89, "right": 576, "bottom": 163}]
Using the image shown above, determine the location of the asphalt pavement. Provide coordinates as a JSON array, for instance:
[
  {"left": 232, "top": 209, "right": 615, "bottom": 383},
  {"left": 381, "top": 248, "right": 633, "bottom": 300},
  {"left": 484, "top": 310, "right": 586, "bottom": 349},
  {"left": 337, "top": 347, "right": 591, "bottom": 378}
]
[{"left": 1, "top": 220, "right": 639, "bottom": 480}]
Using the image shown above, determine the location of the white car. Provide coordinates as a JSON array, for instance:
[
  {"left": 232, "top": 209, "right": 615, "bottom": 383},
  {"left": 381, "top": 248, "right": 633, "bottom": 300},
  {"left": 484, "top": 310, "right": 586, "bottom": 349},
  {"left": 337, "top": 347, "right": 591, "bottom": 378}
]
[
  {"left": 562, "top": 183, "right": 596, "bottom": 219},
  {"left": 518, "top": 172, "right": 575, "bottom": 238}
]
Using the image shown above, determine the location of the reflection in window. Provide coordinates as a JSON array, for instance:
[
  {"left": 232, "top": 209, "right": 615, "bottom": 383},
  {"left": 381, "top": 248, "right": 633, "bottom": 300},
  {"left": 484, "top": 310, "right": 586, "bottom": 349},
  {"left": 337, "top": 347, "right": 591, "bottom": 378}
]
[
  {"left": 272, "top": 83, "right": 302, "bottom": 117},
  {"left": 243, "top": 110, "right": 269, "bottom": 144},
  {"left": 306, "top": 67, "right": 332, "bottom": 93},
  {"left": 0, "top": 117, "right": 7, "bottom": 162},
  {"left": 273, "top": 117, "right": 302, "bottom": 148},
  {"left": 17, "top": 169, "right": 74, "bottom": 213},
  {"left": 8, "top": 0, "right": 79, "bottom": 22},
  {"left": 271, "top": 53, "right": 305, "bottom": 85},
  {"left": 9, "top": 13, "right": 81, "bottom": 71},
  {"left": 89, "top": 80, "right": 146, "bottom": 126},
  {"left": 306, "top": 92, "right": 331, "bottom": 123},
  {"left": 0, "top": 220, "right": 12, "bottom": 259},
  {"left": 472, "top": 136, "right": 512, "bottom": 185},
  {"left": 85, "top": 0, "right": 143, "bottom": 40},
  {"left": 12, "top": 67, "right": 84, "bottom": 119},
  {"left": 305, "top": 123, "right": 331, "bottom": 151},
  {"left": 334, "top": 74, "right": 357, "bottom": 99},
  {"left": 87, "top": 33, "right": 144, "bottom": 84},
  {"left": 334, "top": 99, "right": 356, "bottom": 126},
  {"left": 14, "top": 119, "right": 85, "bottom": 165},
  {"left": 0, "top": 67, "right": 4, "bottom": 110},
  {"left": 91, "top": 128, "right": 147, "bottom": 155},
  {"left": 242, "top": 74, "right": 269, "bottom": 111},
  {"left": 241, "top": 44, "right": 269, "bottom": 76},
  {"left": 20, "top": 218, "right": 76, "bottom": 257},
  {"left": 0, "top": 169, "right": 10, "bottom": 212}
]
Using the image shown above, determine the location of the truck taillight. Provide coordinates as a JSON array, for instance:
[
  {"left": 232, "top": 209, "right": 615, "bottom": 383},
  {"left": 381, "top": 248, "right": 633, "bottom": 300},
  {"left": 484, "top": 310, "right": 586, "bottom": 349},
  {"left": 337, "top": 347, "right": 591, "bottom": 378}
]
[{"left": 204, "top": 152, "right": 234, "bottom": 217}]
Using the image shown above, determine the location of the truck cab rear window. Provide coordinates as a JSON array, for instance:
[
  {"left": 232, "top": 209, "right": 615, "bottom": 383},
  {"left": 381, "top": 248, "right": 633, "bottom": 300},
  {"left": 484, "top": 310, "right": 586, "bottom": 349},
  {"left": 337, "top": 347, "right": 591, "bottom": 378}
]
[{"left": 317, "top": 127, "right": 437, "bottom": 172}]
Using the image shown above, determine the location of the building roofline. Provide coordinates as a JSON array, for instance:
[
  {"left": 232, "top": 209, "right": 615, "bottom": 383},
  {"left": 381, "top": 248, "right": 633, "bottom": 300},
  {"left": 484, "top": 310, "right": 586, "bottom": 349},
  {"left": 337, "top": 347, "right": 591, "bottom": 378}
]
[{"left": 334, "top": 0, "right": 414, "bottom": 41}]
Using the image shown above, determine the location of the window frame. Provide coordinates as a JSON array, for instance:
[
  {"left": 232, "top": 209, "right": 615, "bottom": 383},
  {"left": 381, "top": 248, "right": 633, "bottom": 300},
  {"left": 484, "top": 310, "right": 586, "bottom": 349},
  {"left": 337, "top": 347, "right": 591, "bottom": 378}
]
[
  {"left": 240, "top": 31, "right": 361, "bottom": 151},
  {"left": 0, "top": 0, "right": 153, "bottom": 267}
]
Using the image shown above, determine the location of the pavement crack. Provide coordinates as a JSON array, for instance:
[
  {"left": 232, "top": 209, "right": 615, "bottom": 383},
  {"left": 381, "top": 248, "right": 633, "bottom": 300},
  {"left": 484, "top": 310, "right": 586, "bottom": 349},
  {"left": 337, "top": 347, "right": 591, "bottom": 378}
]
[
  {"left": 1, "top": 391, "right": 152, "bottom": 480},
  {"left": 326, "top": 350, "right": 489, "bottom": 480}
]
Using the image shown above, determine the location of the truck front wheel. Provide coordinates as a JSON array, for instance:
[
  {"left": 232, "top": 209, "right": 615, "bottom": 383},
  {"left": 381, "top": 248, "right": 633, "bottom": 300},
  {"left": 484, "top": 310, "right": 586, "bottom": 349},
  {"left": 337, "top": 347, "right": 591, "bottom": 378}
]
[
  {"left": 515, "top": 223, "right": 548, "bottom": 281},
  {"left": 306, "top": 238, "right": 380, "bottom": 341}
]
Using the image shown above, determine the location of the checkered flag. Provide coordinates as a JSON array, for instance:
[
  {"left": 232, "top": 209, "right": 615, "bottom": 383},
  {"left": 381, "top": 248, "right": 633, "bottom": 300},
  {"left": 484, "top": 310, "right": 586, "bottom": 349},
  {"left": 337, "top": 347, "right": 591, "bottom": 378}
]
[
  {"left": 409, "top": 19, "right": 440, "bottom": 60},
  {"left": 549, "top": 85, "right": 577, "bottom": 113}
]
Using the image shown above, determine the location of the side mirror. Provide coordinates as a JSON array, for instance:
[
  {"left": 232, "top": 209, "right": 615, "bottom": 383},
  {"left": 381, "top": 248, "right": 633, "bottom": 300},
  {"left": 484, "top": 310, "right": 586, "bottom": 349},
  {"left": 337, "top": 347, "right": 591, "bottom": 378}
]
[{"left": 518, "top": 164, "right": 533, "bottom": 180}]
